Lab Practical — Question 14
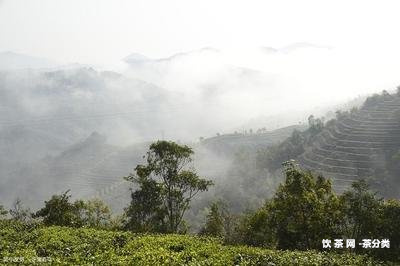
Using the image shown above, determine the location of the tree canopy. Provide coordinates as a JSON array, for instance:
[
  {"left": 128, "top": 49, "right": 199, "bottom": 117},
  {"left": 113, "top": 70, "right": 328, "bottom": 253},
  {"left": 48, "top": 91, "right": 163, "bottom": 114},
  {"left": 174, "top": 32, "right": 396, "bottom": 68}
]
[{"left": 125, "top": 140, "right": 213, "bottom": 233}]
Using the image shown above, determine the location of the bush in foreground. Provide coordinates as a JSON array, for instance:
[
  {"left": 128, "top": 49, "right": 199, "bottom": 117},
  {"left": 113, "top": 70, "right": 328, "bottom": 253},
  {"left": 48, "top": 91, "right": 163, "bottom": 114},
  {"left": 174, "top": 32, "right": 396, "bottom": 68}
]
[{"left": 0, "top": 221, "right": 384, "bottom": 265}]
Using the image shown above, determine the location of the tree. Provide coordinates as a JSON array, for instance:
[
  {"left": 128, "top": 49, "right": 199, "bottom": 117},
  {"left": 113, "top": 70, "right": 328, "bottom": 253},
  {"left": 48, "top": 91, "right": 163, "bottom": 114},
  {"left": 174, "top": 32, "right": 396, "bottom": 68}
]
[
  {"left": 0, "top": 204, "right": 7, "bottom": 219},
  {"left": 256, "top": 128, "right": 312, "bottom": 172},
  {"left": 109, "top": 213, "right": 126, "bottom": 231},
  {"left": 235, "top": 202, "right": 276, "bottom": 248},
  {"left": 124, "top": 176, "right": 167, "bottom": 232},
  {"left": 308, "top": 115, "right": 324, "bottom": 134},
  {"left": 340, "top": 181, "right": 400, "bottom": 260},
  {"left": 290, "top": 129, "right": 304, "bottom": 146},
  {"left": 363, "top": 93, "right": 381, "bottom": 108},
  {"left": 340, "top": 180, "right": 382, "bottom": 244},
  {"left": 34, "top": 190, "right": 84, "bottom": 227},
  {"left": 378, "top": 199, "right": 400, "bottom": 261},
  {"left": 200, "top": 202, "right": 224, "bottom": 237},
  {"left": 125, "top": 141, "right": 213, "bottom": 233},
  {"left": 9, "top": 198, "right": 30, "bottom": 222},
  {"left": 199, "top": 201, "right": 241, "bottom": 244},
  {"left": 81, "top": 198, "right": 111, "bottom": 228},
  {"left": 269, "top": 161, "right": 343, "bottom": 250}
]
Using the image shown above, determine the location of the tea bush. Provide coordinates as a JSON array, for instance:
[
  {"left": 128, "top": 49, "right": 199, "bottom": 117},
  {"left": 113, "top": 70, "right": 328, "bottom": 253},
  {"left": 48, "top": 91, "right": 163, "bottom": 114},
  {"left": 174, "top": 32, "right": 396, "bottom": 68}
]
[{"left": 0, "top": 221, "right": 385, "bottom": 265}]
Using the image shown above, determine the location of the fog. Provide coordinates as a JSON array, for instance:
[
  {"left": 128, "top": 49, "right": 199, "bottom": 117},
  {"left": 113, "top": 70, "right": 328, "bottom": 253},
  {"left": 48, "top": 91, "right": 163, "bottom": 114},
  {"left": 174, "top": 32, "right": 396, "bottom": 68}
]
[
  {"left": 0, "top": 44, "right": 397, "bottom": 212},
  {"left": 1, "top": 0, "right": 400, "bottom": 218},
  {"left": 1, "top": 45, "right": 394, "bottom": 146}
]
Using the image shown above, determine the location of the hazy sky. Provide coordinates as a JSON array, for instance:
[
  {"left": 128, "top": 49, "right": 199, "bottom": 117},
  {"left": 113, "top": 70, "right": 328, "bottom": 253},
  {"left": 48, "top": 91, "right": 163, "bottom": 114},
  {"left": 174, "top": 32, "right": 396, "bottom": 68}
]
[
  {"left": 1, "top": 0, "right": 400, "bottom": 109},
  {"left": 1, "top": 0, "right": 400, "bottom": 67}
]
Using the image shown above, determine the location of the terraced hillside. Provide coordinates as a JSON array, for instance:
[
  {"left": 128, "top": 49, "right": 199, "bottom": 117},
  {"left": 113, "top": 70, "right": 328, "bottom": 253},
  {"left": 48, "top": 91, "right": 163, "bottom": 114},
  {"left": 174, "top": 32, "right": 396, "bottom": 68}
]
[
  {"left": 69, "top": 126, "right": 304, "bottom": 209},
  {"left": 298, "top": 92, "right": 400, "bottom": 193},
  {"left": 202, "top": 125, "right": 306, "bottom": 155},
  {"left": 8, "top": 125, "right": 300, "bottom": 211}
]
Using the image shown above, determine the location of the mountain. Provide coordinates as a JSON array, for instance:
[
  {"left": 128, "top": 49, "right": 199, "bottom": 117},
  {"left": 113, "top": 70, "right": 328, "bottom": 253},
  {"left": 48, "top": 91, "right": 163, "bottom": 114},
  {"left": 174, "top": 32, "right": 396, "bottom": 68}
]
[
  {"left": 259, "top": 42, "right": 332, "bottom": 54},
  {"left": 0, "top": 67, "right": 174, "bottom": 208},
  {"left": 123, "top": 53, "right": 151, "bottom": 65},
  {"left": 0, "top": 51, "right": 58, "bottom": 70}
]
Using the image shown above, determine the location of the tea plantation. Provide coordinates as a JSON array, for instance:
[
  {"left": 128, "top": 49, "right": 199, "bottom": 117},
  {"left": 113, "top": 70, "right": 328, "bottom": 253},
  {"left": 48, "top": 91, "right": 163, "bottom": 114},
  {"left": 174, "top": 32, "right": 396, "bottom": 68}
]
[{"left": 0, "top": 221, "right": 385, "bottom": 265}]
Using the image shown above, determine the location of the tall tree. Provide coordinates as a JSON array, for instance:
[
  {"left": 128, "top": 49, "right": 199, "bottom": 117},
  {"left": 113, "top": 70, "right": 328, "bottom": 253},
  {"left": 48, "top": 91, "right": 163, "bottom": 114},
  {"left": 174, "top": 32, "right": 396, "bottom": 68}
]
[
  {"left": 270, "top": 161, "right": 343, "bottom": 250},
  {"left": 378, "top": 199, "right": 400, "bottom": 261},
  {"left": 200, "top": 202, "right": 224, "bottom": 237},
  {"left": 340, "top": 180, "right": 382, "bottom": 243},
  {"left": 125, "top": 141, "right": 213, "bottom": 233},
  {"left": 236, "top": 201, "right": 277, "bottom": 248},
  {"left": 124, "top": 176, "right": 167, "bottom": 232}
]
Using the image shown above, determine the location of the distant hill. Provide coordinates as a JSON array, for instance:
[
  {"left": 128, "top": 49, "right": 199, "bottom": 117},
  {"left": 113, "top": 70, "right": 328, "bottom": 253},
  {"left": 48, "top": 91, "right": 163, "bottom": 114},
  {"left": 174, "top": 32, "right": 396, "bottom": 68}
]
[
  {"left": 0, "top": 123, "right": 304, "bottom": 211},
  {"left": 297, "top": 91, "right": 400, "bottom": 195},
  {"left": 0, "top": 51, "right": 58, "bottom": 70},
  {"left": 3, "top": 132, "right": 151, "bottom": 211},
  {"left": 257, "top": 90, "right": 400, "bottom": 196},
  {"left": 201, "top": 125, "right": 307, "bottom": 156}
]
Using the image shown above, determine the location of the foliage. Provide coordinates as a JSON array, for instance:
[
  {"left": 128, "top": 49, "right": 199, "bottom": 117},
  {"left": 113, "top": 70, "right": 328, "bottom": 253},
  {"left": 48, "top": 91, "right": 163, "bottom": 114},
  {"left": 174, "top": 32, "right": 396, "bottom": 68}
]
[
  {"left": 308, "top": 115, "right": 324, "bottom": 135},
  {"left": 377, "top": 199, "right": 400, "bottom": 261},
  {"left": 199, "top": 202, "right": 224, "bottom": 237},
  {"left": 234, "top": 203, "right": 276, "bottom": 248},
  {"left": 341, "top": 180, "right": 382, "bottom": 242},
  {"left": 256, "top": 117, "right": 324, "bottom": 172},
  {"left": 363, "top": 90, "right": 392, "bottom": 108},
  {"left": 244, "top": 161, "right": 343, "bottom": 250},
  {"left": 340, "top": 181, "right": 400, "bottom": 261},
  {"left": 0, "top": 221, "right": 383, "bottom": 265},
  {"left": 79, "top": 198, "right": 112, "bottom": 228},
  {"left": 33, "top": 191, "right": 112, "bottom": 229},
  {"left": 125, "top": 141, "right": 213, "bottom": 233},
  {"left": 9, "top": 198, "right": 31, "bottom": 222},
  {"left": 197, "top": 200, "right": 243, "bottom": 245},
  {"left": 0, "top": 204, "right": 7, "bottom": 218},
  {"left": 232, "top": 162, "right": 399, "bottom": 262},
  {"left": 124, "top": 176, "right": 167, "bottom": 233},
  {"left": 363, "top": 93, "right": 382, "bottom": 108},
  {"left": 33, "top": 191, "right": 83, "bottom": 227}
]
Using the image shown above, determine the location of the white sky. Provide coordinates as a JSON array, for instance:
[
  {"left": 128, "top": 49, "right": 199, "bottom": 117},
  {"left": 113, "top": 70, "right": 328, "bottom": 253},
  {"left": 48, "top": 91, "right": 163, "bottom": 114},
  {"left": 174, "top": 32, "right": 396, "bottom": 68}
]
[{"left": 1, "top": 0, "right": 400, "bottom": 66}]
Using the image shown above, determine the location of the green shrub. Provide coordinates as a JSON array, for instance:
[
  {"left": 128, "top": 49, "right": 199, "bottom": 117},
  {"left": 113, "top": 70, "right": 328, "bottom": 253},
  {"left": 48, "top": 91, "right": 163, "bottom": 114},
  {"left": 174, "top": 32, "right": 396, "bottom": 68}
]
[{"left": 0, "top": 221, "right": 384, "bottom": 265}]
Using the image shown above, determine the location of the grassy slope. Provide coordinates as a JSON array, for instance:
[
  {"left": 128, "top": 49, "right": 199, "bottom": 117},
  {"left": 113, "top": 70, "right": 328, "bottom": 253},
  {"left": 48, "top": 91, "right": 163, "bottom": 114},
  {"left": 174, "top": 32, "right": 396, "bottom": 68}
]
[{"left": 0, "top": 222, "right": 384, "bottom": 265}]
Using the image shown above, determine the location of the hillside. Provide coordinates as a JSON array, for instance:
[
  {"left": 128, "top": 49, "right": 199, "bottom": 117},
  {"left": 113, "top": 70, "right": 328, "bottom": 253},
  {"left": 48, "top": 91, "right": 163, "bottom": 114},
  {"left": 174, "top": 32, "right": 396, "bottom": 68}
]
[
  {"left": 297, "top": 91, "right": 400, "bottom": 194},
  {"left": 1, "top": 121, "right": 301, "bottom": 212},
  {"left": 0, "top": 221, "right": 382, "bottom": 265},
  {"left": 5, "top": 134, "right": 149, "bottom": 211},
  {"left": 201, "top": 125, "right": 306, "bottom": 156}
]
